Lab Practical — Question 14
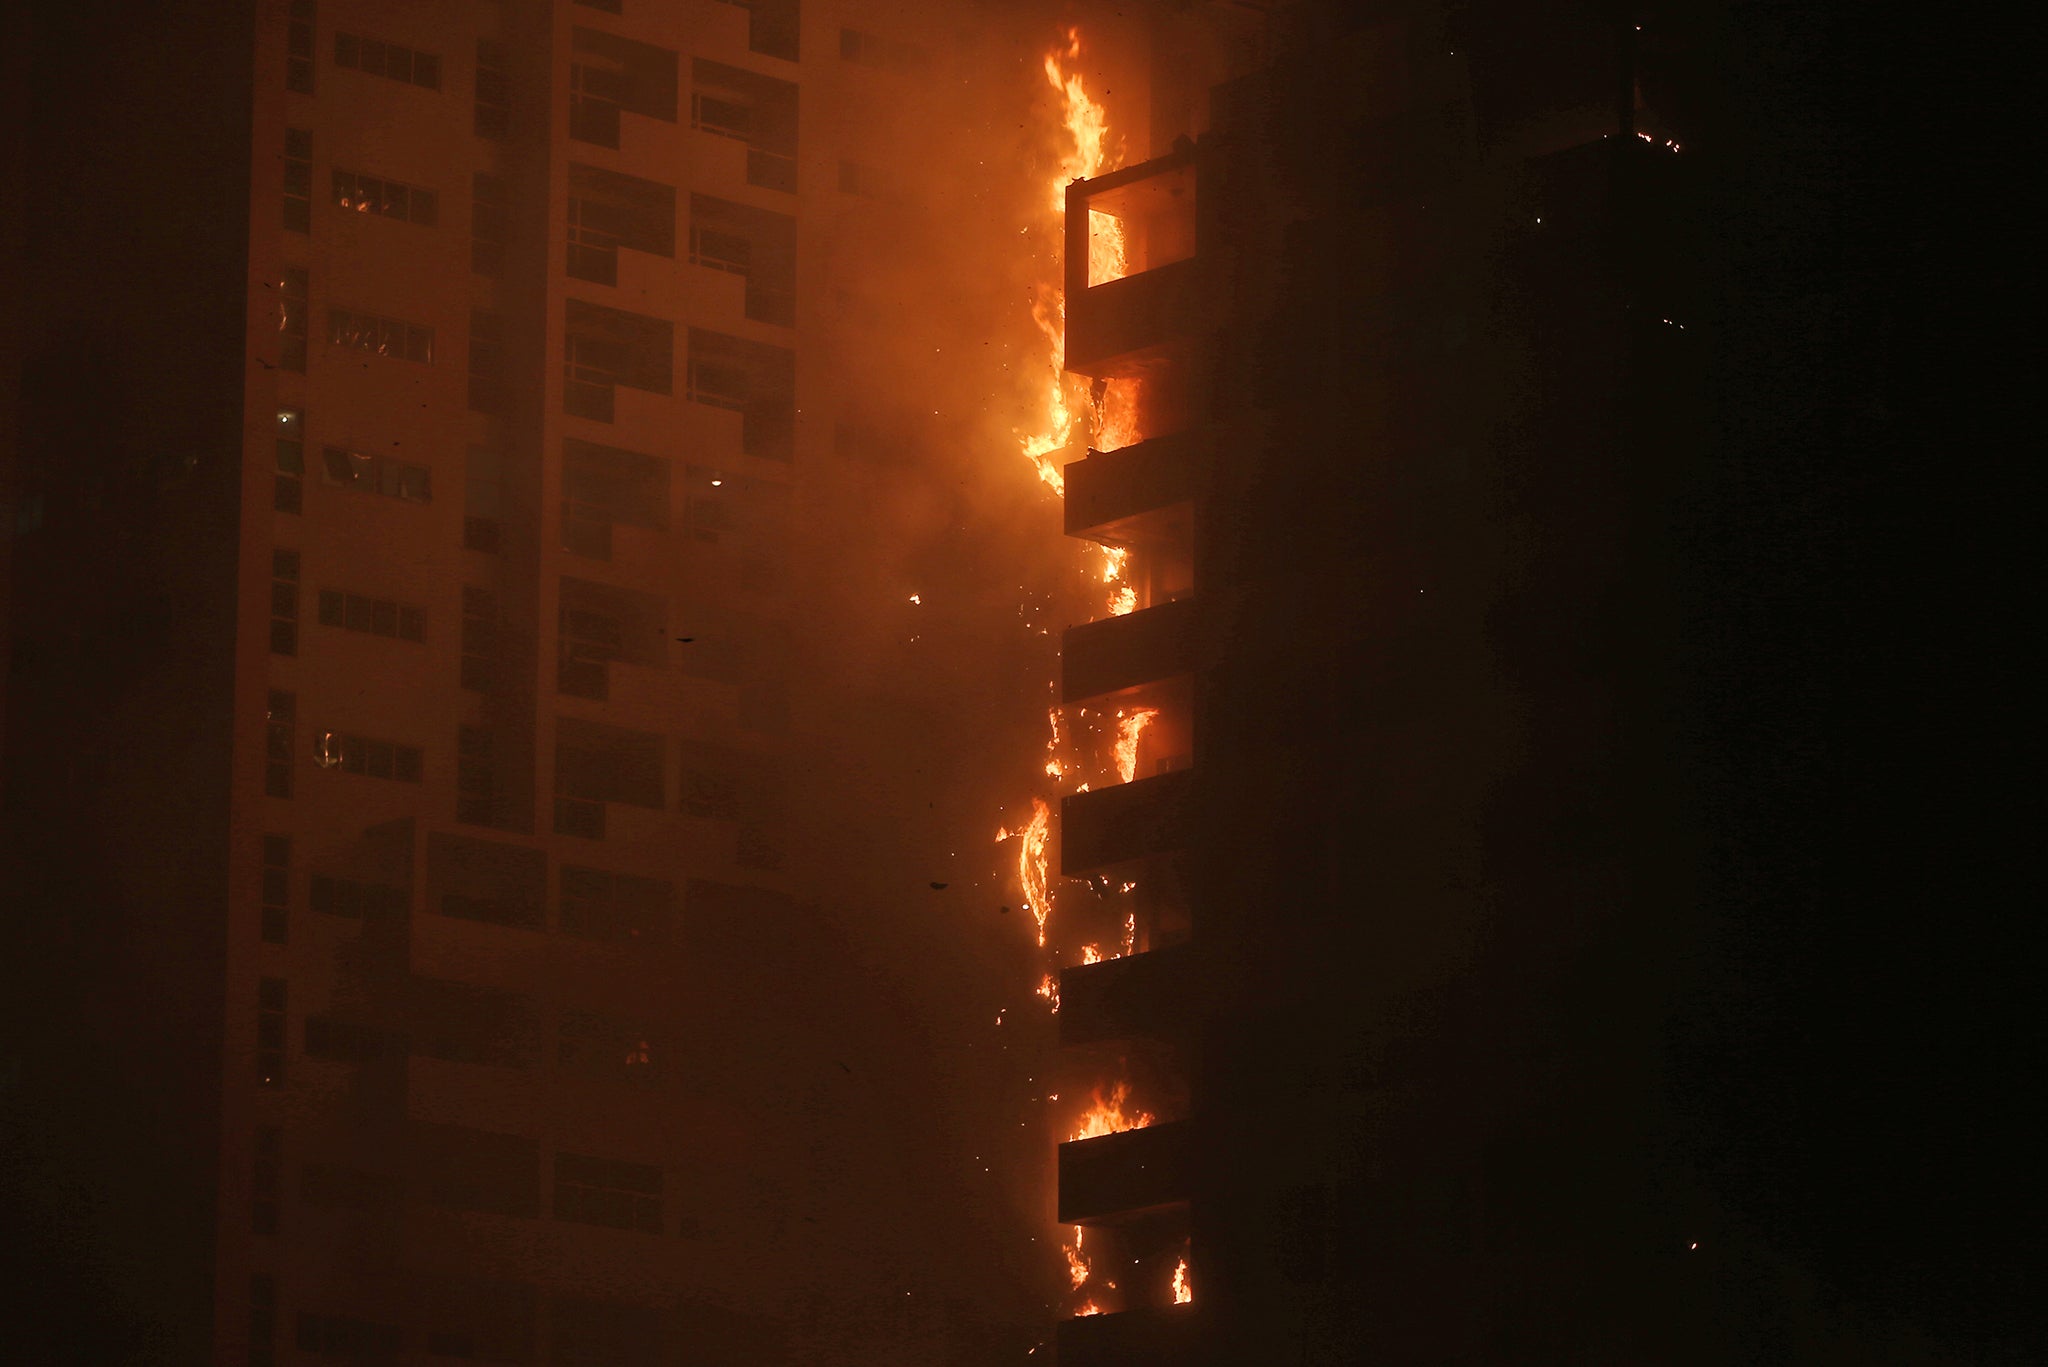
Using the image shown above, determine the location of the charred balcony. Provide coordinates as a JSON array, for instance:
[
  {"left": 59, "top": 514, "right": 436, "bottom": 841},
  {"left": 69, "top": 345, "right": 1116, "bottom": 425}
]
[
  {"left": 1064, "top": 428, "right": 1206, "bottom": 548},
  {"left": 1062, "top": 769, "right": 1192, "bottom": 877},
  {"left": 1065, "top": 146, "right": 1202, "bottom": 379},
  {"left": 1064, "top": 599, "right": 1198, "bottom": 706},
  {"left": 1058, "top": 1119, "right": 1193, "bottom": 1225},
  {"left": 1056, "top": 1304, "right": 1203, "bottom": 1367},
  {"left": 1059, "top": 941, "right": 1194, "bottom": 1049}
]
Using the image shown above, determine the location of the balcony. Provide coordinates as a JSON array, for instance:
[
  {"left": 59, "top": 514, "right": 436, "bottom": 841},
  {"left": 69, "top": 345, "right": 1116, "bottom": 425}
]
[
  {"left": 1056, "top": 1304, "right": 1204, "bottom": 1367},
  {"left": 1062, "top": 769, "right": 1191, "bottom": 875},
  {"left": 1063, "top": 598, "right": 1198, "bottom": 705},
  {"left": 1064, "top": 145, "right": 1201, "bottom": 379},
  {"left": 1059, "top": 943, "right": 1193, "bottom": 1049},
  {"left": 1064, "top": 429, "right": 1206, "bottom": 546},
  {"left": 1058, "top": 1119, "right": 1193, "bottom": 1225}
]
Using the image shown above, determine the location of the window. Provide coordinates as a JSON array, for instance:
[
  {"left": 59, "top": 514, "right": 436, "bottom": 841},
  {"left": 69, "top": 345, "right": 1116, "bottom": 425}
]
[
  {"left": 265, "top": 691, "right": 294, "bottom": 797},
  {"left": 562, "top": 438, "right": 668, "bottom": 559},
  {"left": 278, "top": 268, "right": 308, "bottom": 371},
  {"left": 563, "top": 299, "right": 672, "bottom": 423},
  {"left": 468, "top": 309, "right": 504, "bottom": 413},
  {"left": 559, "top": 867, "right": 672, "bottom": 943},
  {"left": 286, "top": 0, "right": 315, "bottom": 94},
  {"left": 326, "top": 307, "right": 433, "bottom": 362},
  {"left": 257, "top": 977, "right": 286, "bottom": 1086},
  {"left": 460, "top": 586, "right": 498, "bottom": 692},
  {"left": 251, "top": 1275, "right": 278, "bottom": 1367},
  {"left": 283, "top": 129, "right": 312, "bottom": 233},
  {"left": 714, "top": 0, "right": 800, "bottom": 64},
  {"left": 683, "top": 464, "right": 790, "bottom": 590},
  {"left": 411, "top": 1122, "right": 540, "bottom": 1218},
  {"left": 691, "top": 58, "right": 797, "bottom": 193},
  {"left": 428, "top": 832, "right": 546, "bottom": 929},
  {"left": 261, "top": 835, "right": 290, "bottom": 944},
  {"left": 320, "top": 446, "right": 431, "bottom": 502},
  {"left": 569, "top": 28, "right": 678, "bottom": 151},
  {"left": 409, "top": 976, "right": 541, "bottom": 1068},
  {"left": 331, "top": 169, "right": 438, "bottom": 225},
  {"left": 253, "top": 1126, "right": 281, "bottom": 1234},
  {"left": 275, "top": 407, "right": 304, "bottom": 513},
  {"left": 677, "top": 742, "right": 739, "bottom": 821},
  {"left": 687, "top": 328, "right": 795, "bottom": 460},
  {"left": 465, "top": 446, "right": 503, "bottom": 553},
  {"left": 270, "top": 549, "right": 300, "bottom": 655},
  {"left": 312, "top": 730, "right": 423, "bottom": 782},
  {"left": 558, "top": 1010, "right": 659, "bottom": 1082},
  {"left": 457, "top": 725, "right": 495, "bottom": 826},
  {"left": 334, "top": 32, "right": 440, "bottom": 90},
  {"left": 315, "top": 588, "right": 424, "bottom": 641},
  {"left": 471, "top": 172, "right": 506, "bottom": 275},
  {"left": 296, "top": 1313, "right": 401, "bottom": 1357},
  {"left": 553, "top": 1151, "right": 661, "bottom": 1232},
  {"left": 303, "top": 1014, "right": 403, "bottom": 1064},
  {"left": 567, "top": 163, "right": 678, "bottom": 288},
  {"left": 555, "top": 718, "right": 664, "bottom": 839},
  {"left": 558, "top": 577, "right": 666, "bottom": 701},
  {"left": 689, "top": 194, "right": 795, "bottom": 326},
  {"left": 309, "top": 874, "right": 406, "bottom": 920},
  {"left": 475, "top": 39, "right": 510, "bottom": 139}
]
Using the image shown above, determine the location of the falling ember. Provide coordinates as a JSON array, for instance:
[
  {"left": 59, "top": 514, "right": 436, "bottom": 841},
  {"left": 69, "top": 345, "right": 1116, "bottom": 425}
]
[
  {"left": 1071, "top": 1081, "right": 1155, "bottom": 1141},
  {"left": 1172, "top": 1256, "right": 1191, "bottom": 1304},
  {"left": 1113, "top": 708, "right": 1158, "bottom": 784},
  {"left": 1018, "top": 797, "right": 1054, "bottom": 947}
]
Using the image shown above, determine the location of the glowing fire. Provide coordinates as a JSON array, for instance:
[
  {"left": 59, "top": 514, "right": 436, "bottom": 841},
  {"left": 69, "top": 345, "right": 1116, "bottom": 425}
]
[
  {"left": 1065, "top": 1226, "right": 1091, "bottom": 1288},
  {"left": 1172, "top": 1255, "right": 1191, "bottom": 1304},
  {"left": 1017, "top": 797, "right": 1053, "bottom": 948},
  {"left": 1113, "top": 708, "right": 1157, "bottom": 784},
  {"left": 1079, "top": 944, "right": 1104, "bottom": 965},
  {"left": 1076, "top": 1300, "right": 1105, "bottom": 1317},
  {"left": 1037, "top": 974, "right": 1060, "bottom": 1011},
  {"left": 1071, "top": 1081, "right": 1154, "bottom": 1141}
]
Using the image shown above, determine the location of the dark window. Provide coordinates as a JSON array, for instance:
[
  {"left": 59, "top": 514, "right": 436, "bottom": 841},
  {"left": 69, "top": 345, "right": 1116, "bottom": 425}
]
[
  {"left": 284, "top": 128, "right": 313, "bottom": 232},
  {"left": 471, "top": 172, "right": 507, "bottom": 275},
  {"left": 314, "top": 588, "right": 424, "bottom": 641},
  {"left": 715, "top": 0, "right": 800, "bottom": 64},
  {"left": 286, "top": 0, "right": 315, "bottom": 94},
  {"left": 270, "top": 549, "right": 299, "bottom": 656},
  {"left": 251, "top": 1275, "right": 278, "bottom": 1367},
  {"left": 326, "top": 307, "right": 433, "bottom": 363},
  {"left": 559, "top": 867, "right": 672, "bottom": 944},
  {"left": 275, "top": 407, "right": 304, "bottom": 513},
  {"left": 334, "top": 31, "right": 440, "bottom": 90},
  {"left": 312, "top": 729, "right": 423, "bottom": 783},
  {"left": 257, "top": 977, "right": 287, "bottom": 1086},
  {"left": 460, "top": 586, "right": 499, "bottom": 693},
  {"left": 555, "top": 718, "right": 664, "bottom": 828},
  {"left": 691, "top": 57, "right": 797, "bottom": 193},
  {"left": 563, "top": 299, "right": 672, "bottom": 423},
  {"left": 253, "top": 1126, "right": 281, "bottom": 1235},
  {"left": 296, "top": 1312, "right": 401, "bottom": 1358},
  {"left": 687, "top": 328, "right": 795, "bottom": 460},
  {"left": 465, "top": 445, "right": 503, "bottom": 553},
  {"left": 558, "top": 576, "right": 665, "bottom": 701},
  {"left": 683, "top": 463, "right": 790, "bottom": 590},
  {"left": 304, "top": 1014, "right": 403, "bottom": 1065},
  {"left": 320, "top": 446, "right": 431, "bottom": 502},
  {"left": 468, "top": 309, "right": 504, "bottom": 413},
  {"left": 456, "top": 725, "right": 496, "bottom": 827},
  {"left": 553, "top": 1151, "right": 661, "bottom": 1232},
  {"left": 558, "top": 1009, "right": 660, "bottom": 1081},
  {"left": 410, "top": 1121, "right": 540, "bottom": 1218},
  {"left": 262, "top": 834, "right": 290, "bottom": 944},
  {"left": 562, "top": 438, "right": 667, "bottom": 558},
  {"left": 428, "top": 832, "right": 546, "bottom": 930},
  {"left": 569, "top": 28, "right": 678, "bottom": 150},
  {"left": 475, "top": 39, "right": 510, "bottom": 139},
  {"left": 309, "top": 874, "right": 406, "bottom": 920},
  {"left": 265, "top": 690, "right": 294, "bottom": 798},
  {"left": 409, "top": 976, "right": 541, "bottom": 1068},
  {"left": 279, "top": 267, "right": 309, "bottom": 371},
  {"left": 689, "top": 194, "right": 795, "bottom": 326},
  {"left": 331, "top": 169, "right": 438, "bottom": 226}
]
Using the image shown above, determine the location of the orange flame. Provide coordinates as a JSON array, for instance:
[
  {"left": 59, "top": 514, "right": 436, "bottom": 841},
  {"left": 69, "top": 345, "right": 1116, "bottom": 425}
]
[
  {"left": 1076, "top": 1300, "right": 1105, "bottom": 1317},
  {"left": 1065, "top": 1225, "right": 1091, "bottom": 1288},
  {"left": 1071, "top": 1081, "right": 1155, "bottom": 1141},
  {"left": 1113, "top": 708, "right": 1157, "bottom": 784},
  {"left": 1172, "top": 1256, "right": 1191, "bottom": 1304},
  {"left": 1037, "top": 974, "right": 1061, "bottom": 1012},
  {"left": 1018, "top": 797, "right": 1053, "bottom": 948}
]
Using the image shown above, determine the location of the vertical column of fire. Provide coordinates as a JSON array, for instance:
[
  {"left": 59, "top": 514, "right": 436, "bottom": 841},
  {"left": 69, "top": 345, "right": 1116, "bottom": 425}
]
[{"left": 996, "top": 27, "right": 1177, "bottom": 1322}]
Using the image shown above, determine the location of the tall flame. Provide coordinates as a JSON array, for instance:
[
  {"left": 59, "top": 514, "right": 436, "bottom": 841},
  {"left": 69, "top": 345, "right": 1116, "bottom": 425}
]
[
  {"left": 1018, "top": 797, "right": 1054, "bottom": 948},
  {"left": 1113, "top": 708, "right": 1157, "bottom": 784},
  {"left": 1071, "top": 1081, "right": 1155, "bottom": 1141},
  {"left": 1172, "top": 1256, "right": 1191, "bottom": 1304}
]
